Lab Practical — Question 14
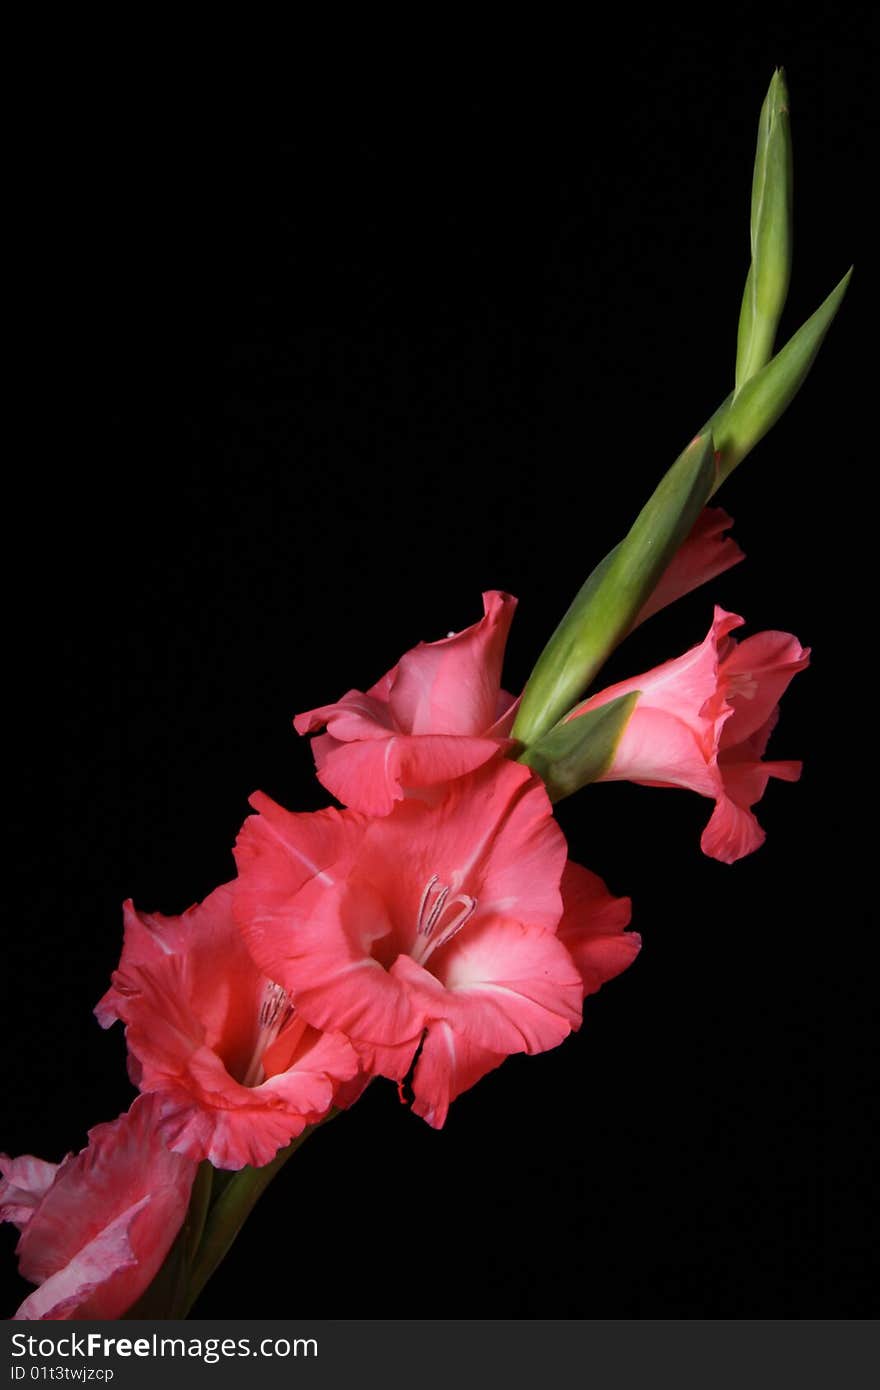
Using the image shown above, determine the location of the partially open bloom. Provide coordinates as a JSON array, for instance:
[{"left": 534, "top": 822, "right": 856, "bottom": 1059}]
[
  {"left": 96, "top": 883, "right": 359, "bottom": 1169},
  {"left": 568, "top": 606, "right": 809, "bottom": 863},
  {"left": 1, "top": 1095, "right": 196, "bottom": 1320},
  {"left": 294, "top": 590, "right": 518, "bottom": 814},
  {"left": 234, "top": 758, "right": 638, "bottom": 1128}
]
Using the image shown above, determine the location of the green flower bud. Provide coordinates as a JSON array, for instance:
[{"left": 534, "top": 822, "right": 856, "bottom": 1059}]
[{"left": 735, "top": 68, "right": 794, "bottom": 391}]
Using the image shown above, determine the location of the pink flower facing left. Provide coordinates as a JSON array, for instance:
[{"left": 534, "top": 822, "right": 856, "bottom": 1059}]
[
  {"left": 294, "top": 590, "right": 518, "bottom": 815},
  {"left": 234, "top": 759, "right": 639, "bottom": 1129},
  {"left": 1, "top": 1095, "right": 196, "bottom": 1320},
  {"left": 95, "top": 883, "right": 359, "bottom": 1169},
  {"left": 568, "top": 606, "right": 809, "bottom": 863}
]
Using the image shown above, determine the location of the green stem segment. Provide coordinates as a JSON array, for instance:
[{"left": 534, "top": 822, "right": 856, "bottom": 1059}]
[
  {"left": 512, "top": 432, "right": 715, "bottom": 746},
  {"left": 176, "top": 1115, "right": 335, "bottom": 1317}
]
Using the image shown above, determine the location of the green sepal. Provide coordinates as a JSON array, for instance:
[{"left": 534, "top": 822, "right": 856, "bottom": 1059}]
[
  {"left": 518, "top": 692, "right": 639, "bottom": 802},
  {"left": 512, "top": 432, "right": 715, "bottom": 746},
  {"left": 735, "top": 68, "right": 793, "bottom": 390},
  {"left": 713, "top": 267, "right": 851, "bottom": 491}
]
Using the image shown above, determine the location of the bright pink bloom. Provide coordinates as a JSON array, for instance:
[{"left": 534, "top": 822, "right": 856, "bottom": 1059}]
[
  {"left": 1, "top": 1095, "right": 196, "bottom": 1320},
  {"left": 234, "top": 759, "right": 638, "bottom": 1128},
  {"left": 96, "top": 882, "right": 359, "bottom": 1169},
  {"left": 636, "top": 506, "right": 744, "bottom": 626},
  {"left": 568, "top": 606, "right": 809, "bottom": 864},
  {"left": 294, "top": 590, "right": 518, "bottom": 814}
]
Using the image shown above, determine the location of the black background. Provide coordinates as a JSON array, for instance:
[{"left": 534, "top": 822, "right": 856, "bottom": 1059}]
[{"left": 4, "top": 14, "right": 875, "bottom": 1317}]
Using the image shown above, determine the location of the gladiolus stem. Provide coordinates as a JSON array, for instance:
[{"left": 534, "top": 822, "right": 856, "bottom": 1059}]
[{"left": 177, "top": 1111, "right": 340, "bottom": 1317}]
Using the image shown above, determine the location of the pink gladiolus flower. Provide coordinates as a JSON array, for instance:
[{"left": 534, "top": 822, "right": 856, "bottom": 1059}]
[
  {"left": 294, "top": 590, "right": 518, "bottom": 814},
  {"left": 636, "top": 506, "right": 745, "bottom": 626},
  {"left": 233, "top": 759, "right": 638, "bottom": 1128},
  {"left": 95, "top": 882, "right": 359, "bottom": 1169},
  {"left": 1, "top": 1095, "right": 196, "bottom": 1320},
  {"left": 568, "top": 606, "right": 809, "bottom": 864}
]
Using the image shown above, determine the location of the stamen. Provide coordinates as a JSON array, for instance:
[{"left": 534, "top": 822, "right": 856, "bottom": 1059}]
[
  {"left": 413, "top": 876, "right": 479, "bottom": 963},
  {"left": 241, "top": 980, "right": 295, "bottom": 1088},
  {"left": 430, "top": 895, "right": 477, "bottom": 952},
  {"left": 416, "top": 874, "right": 439, "bottom": 934}
]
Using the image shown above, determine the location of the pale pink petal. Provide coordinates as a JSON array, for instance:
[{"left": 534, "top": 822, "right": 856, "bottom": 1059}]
[
  {"left": 0, "top": 1155, "right": 64, "bottom": 1232},
  {"left": 13, "top": 1095, "right": 196, "bottom": 1320},
  {"left": 556, "top": 862, "right": 641, "bottom": 997},
  {"left": 388, "top": 591, "right": 517, "bottom": 735},
  {"left": 14, "top": 1198, "right": 152, "bottom": 1321},
  {"left": 636, "top": 507, "right": 744, "bottom": 626}
]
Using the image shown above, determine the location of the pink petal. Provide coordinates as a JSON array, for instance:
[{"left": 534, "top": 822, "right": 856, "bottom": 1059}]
[
  {"left": 574, "top": 607, "right": 742, "bottom": 737},
  {"left": 234, "top": 816, "right": 424, "bottom": 1051},
  {"left": 700, "top": 795, "right": 767, "bottom": 864},
  {"left": 393, "top": 918, "right": 583, "bottom": 1057},
  {"left": 0, "top": 1155, "right": 65, "bottom": 1232},
  {"left": 636, "top": 507, "right": 744, "bottom": 626},
  {"left": 720, "top": 630, "right": 810, "bottom": 748},
  {"left": 13, "top": 1095, "right": 196, "bottom": 1320},
  {"left": 312, "top": 729, "right": 510, "bottom": 815},
  {"left": 557, "top": 862, "right": 640, "bottom": 996},
  {"left": 410, "top": 1021, "right": 507, "bottom": 1129},
  {"left": 602, "top": 706, "right": 722, "bottom": 797},
  {"left": 352, "top": 759, "right": 567, "bottom": 950},
  {"left": 388, "top": 590, "right": 517, "bottom": 735},
  {"left": 294, "top": 688, "right": 395, "bottom": 740}
]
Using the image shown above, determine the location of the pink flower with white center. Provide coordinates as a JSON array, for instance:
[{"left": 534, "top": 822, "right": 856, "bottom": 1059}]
[
  {"left": 1, "top": 1095, "right": 196, "bottom": 1320},
  {"left": 293, "top": 590, "right": 519, "bottom": 814},
  {"left": 567, "top": 606, "right": 809, "bottom": 863},
  {"left": 234, "top": 759, "right": 638, "bottom": 1128},
  {"left": 95, "top": 882, "right": 359, "bottom": 1169}
]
